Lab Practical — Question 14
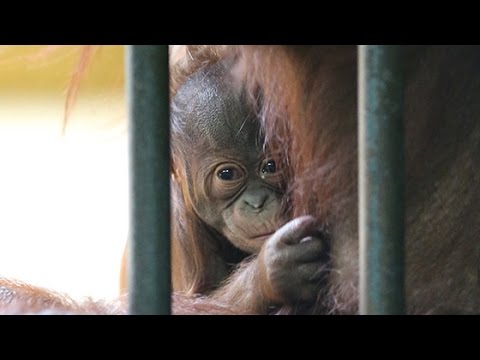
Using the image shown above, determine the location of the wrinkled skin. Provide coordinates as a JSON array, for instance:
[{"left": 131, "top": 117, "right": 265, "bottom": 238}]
[
  {"left": 172, "top": 61, "right": 284, "bottom": 254},
  {"left": 168, "top": 61, "right": 329, "bottom": 313},
  {"left": 258, "top": 216, "right": 329, "bottom": 305}
]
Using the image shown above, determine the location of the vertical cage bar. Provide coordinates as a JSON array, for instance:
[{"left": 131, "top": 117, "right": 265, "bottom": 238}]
[
  {"left": 358, "top": 45, "right": 405, "bottom": 315},
  {"left": 126, "top": 45, "right": 171, "bottom": 315}
]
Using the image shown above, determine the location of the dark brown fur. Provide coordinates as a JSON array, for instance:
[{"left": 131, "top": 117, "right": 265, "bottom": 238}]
[{"left": 234, "top": 45, "right": 480, "bottom": 314}]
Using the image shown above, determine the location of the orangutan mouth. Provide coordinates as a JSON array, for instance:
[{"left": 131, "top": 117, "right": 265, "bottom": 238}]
[{"left": 250, "top": 232, "right": 274, "bottom": 241}]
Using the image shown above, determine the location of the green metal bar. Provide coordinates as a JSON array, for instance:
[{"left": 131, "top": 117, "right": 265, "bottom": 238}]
[
  {"left": 358, "top": 45, "right": 405, "bottom": 315},
  {"left": 126, "top": 45, "right": 171, "bottom": 315}
]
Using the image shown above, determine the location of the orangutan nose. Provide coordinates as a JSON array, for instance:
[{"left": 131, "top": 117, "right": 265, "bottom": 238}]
[{"left": 244, "top": 192, "right": 268, "bottom": 210}]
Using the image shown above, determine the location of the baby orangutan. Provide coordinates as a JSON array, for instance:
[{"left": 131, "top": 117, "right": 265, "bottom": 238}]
[{"left": 166, "top": 58, "right": 330, "bottom": 314}]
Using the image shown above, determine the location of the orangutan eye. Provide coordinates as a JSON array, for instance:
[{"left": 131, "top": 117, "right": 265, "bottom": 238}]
[
  {"left": 261, "top": 160, "right": 277, "bottom": 174},
  {"left": 212, "top": 163, "right": 246, "bottom": 199},
  {"left": 218, "top": 168, "right": 240, "bottom": 181}
]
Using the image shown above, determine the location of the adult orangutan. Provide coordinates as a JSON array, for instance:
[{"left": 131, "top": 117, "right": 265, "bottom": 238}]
[{"left": 231, "top": 45, "right": 480, "bottom": 314}]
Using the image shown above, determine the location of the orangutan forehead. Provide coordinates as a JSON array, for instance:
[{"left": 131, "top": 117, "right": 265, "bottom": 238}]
[{"left": 172, "top": 61, "right": 262, "bottom": 150}]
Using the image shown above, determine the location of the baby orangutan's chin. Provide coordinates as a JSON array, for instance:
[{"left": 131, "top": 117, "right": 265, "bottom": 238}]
[
  {"left": 246, "top": 232, "right": 275, "bottom": 253},
  {"left": 223, "top": 231, "right": 273, "bottom": 254}
]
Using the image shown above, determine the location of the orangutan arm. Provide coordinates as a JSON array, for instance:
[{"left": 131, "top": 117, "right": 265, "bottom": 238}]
[{"left": 211, "top": 215, "right": 328, "bottom": 314}]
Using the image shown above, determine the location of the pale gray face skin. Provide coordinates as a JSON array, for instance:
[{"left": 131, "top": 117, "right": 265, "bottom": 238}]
[{"left": 172, "top": 61, "right": 286, "bottom": 254}]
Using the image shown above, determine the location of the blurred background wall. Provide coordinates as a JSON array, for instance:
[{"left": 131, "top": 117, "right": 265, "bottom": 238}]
[{"left": 0, "top": 45, "right": 128, "bottom": 301}]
